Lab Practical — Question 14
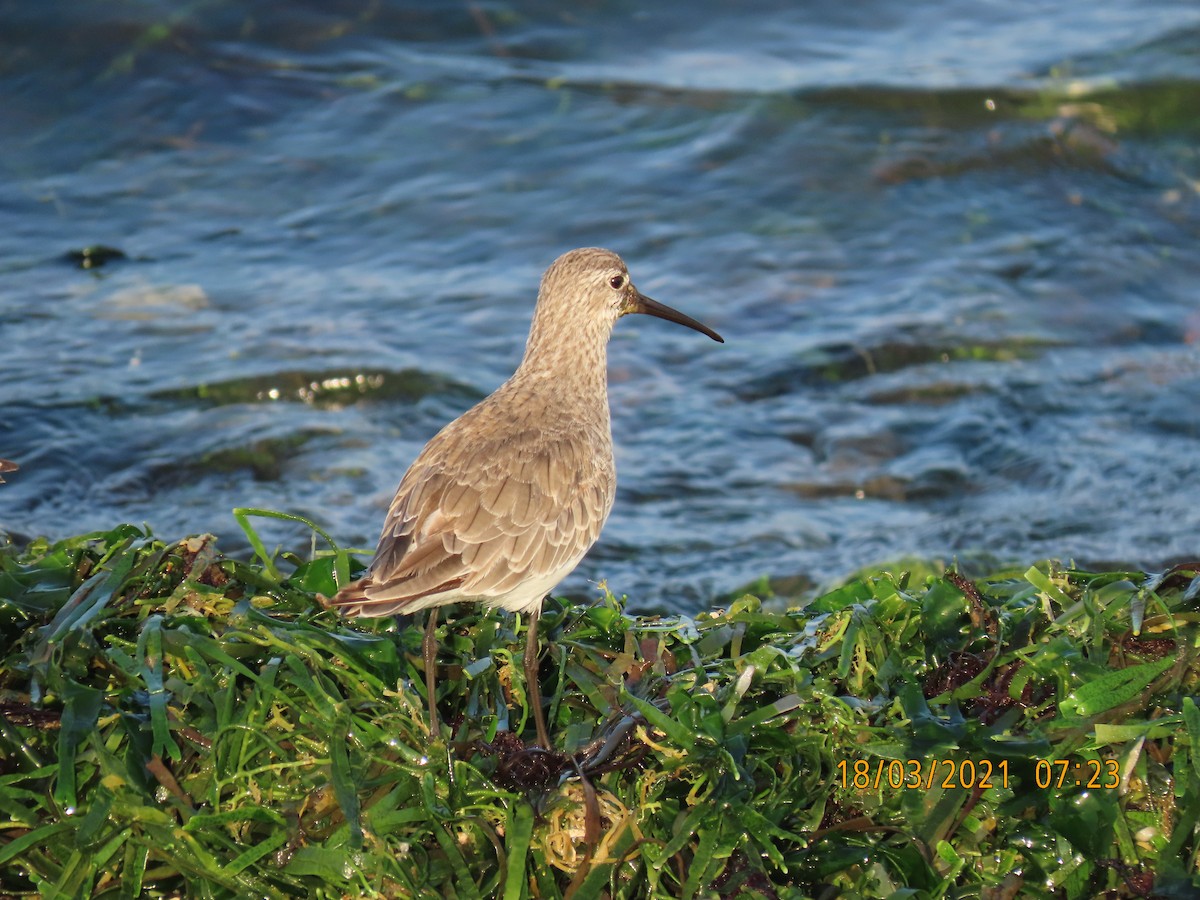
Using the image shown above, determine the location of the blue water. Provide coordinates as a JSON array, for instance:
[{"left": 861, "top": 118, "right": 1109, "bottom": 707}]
[{"left": 3, "top": 1, "right": 1199, "bottom": 611}]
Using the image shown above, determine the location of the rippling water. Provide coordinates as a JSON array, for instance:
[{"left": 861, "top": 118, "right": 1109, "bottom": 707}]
[{"left": 2, "top": 1, "right": 1198, "bottom": 611}]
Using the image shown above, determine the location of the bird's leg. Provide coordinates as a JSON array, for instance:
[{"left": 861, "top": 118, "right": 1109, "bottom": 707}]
[
  {"left": 524, "top": 607, "right": 551, "bottom": 749},
  {"left": 423, "top": 607, "right": 441, "bottom": 739}
]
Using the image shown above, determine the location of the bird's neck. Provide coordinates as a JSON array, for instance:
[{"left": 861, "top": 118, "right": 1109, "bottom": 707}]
[{"left": 515, "top": 316, "right": 612, "bottom": 404}]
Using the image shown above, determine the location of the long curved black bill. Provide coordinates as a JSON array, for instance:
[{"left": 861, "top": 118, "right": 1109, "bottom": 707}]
[{"left": 631, "top": 292, "right": 724, "bottom": 343}]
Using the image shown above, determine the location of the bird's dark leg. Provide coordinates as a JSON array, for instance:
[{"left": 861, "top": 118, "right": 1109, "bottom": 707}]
[
  {"left": 423, "top": 607, "right": 441, "bottom": 739},
  {"left": 524, "top": 607, "right": 551, "bottom": 749}
]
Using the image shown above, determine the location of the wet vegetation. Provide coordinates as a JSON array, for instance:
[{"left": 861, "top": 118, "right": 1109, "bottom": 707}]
[
  {"left": 1, "top": 521, "right": 1198, "bottom": 898},
  {"left": 145, "top": 369, "right": 480, "bottom": 411}
]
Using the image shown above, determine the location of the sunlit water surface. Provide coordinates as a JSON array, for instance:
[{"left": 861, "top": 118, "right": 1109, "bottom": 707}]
[{"left": 3, "top": 1, "right": 1199, "bottom": 611}]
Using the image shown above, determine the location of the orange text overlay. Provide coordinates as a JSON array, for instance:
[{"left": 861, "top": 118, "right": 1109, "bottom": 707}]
[
  {"left": 836, "top": 758, "right": 1010, "bottom": 791},
  {"left": 836, "top": 757, "right": 1122, "bottom": 791}
]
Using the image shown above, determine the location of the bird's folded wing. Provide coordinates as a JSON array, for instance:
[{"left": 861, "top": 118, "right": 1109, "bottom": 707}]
[{"left": 330, "top": 433, "right": 613, "bottom": 615}]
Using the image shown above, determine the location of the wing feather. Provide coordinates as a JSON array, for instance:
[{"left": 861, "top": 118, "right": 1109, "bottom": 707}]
[{"left": 329, "top": 404, "right": 614, "bottom": 618}]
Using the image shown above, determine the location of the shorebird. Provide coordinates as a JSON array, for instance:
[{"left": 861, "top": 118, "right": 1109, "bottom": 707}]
[{"left": 328, "top": 248, "right": 723, "bottom": 748}]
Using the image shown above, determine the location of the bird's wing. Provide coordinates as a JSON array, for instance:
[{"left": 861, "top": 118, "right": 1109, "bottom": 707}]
[{"left": 330, "top": 423, "right": 614, "bottom": 617}]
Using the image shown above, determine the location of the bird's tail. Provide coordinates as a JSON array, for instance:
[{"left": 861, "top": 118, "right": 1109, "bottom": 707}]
[
  {"left": 321, "top": 576, "right": 375, "bottom": 616},
  {"left": 323, "top": 572, "right": 467, "bottom": 619}
]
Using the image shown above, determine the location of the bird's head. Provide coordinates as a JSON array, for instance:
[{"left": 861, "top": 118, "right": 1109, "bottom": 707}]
[{"left": 539, "top": 247, "right": 724, "bottom": 344}]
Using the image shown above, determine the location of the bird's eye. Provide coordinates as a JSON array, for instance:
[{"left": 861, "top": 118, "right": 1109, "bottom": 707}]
[{"left": 609, "top": 274, "right": 626, "bottom": 289}]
